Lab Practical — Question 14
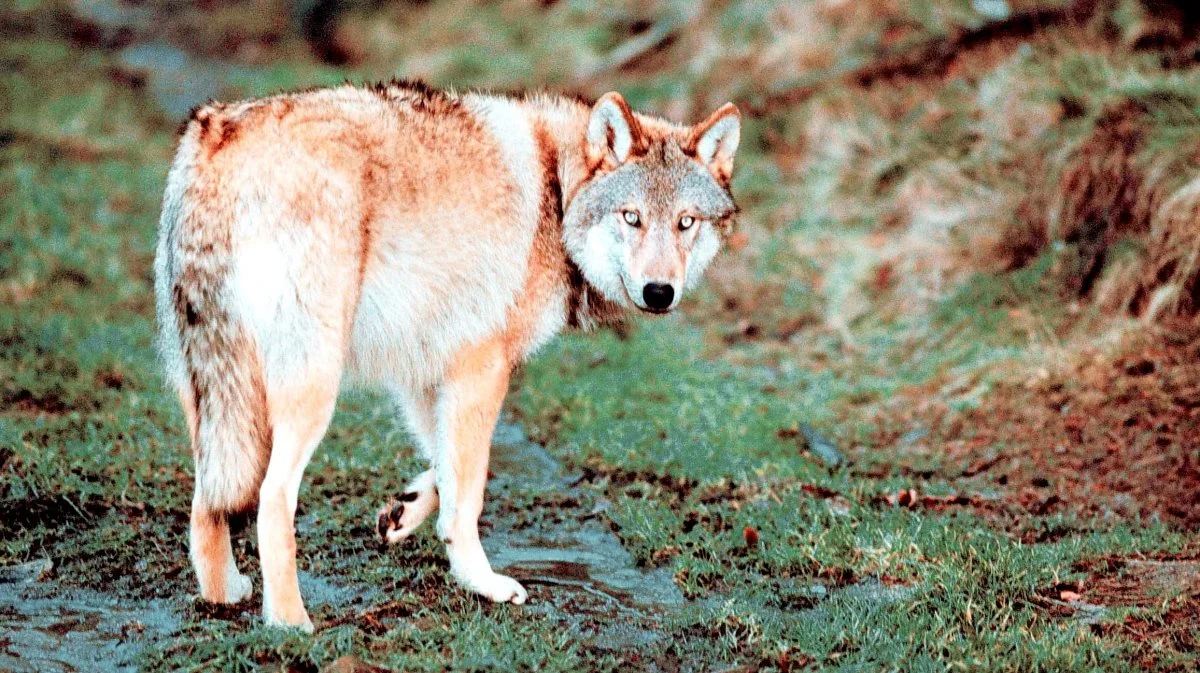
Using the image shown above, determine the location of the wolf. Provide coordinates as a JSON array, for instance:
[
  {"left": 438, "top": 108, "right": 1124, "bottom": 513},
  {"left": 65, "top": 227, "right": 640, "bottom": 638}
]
[{"left": 154, "top": 79, "right": 740, "bottom": 631}]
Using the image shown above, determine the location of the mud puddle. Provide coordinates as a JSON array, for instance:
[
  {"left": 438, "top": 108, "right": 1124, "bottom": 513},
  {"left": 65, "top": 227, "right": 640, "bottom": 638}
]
[
  {"left": 482, "top": 419, "right": 920, "bottom": 655},
  {"left": 0, "top": 554, "right": 371, "bottom": 671},
  {"left": 0, "top": 575, "right": 181, "bottom": 673},
  {"left": 484, "top": 420, "right": 684, "bottom": 650},
  {"left": 117, "top": 44, "right": 256, "bottom": 119},
  {"left": 66, "top": 0, "right": 262, "bottom": 120}
]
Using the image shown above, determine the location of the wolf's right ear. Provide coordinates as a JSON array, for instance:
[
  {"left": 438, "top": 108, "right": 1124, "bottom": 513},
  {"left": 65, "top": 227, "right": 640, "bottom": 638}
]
[{"left": 587, "top": 92, "right": 643, "bottom": 167}]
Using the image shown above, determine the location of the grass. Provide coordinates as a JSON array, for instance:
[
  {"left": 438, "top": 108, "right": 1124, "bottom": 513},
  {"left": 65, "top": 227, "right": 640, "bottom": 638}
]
[{"left": 2, "top": 1, "right": 1199, "bottom": 671}]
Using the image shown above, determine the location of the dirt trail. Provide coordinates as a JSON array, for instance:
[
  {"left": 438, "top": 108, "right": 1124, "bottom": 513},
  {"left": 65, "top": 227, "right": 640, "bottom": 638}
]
[
  {"left": 484, "top": 420, "right": 916, "bottom": 658},
  {"left": 485, "top": 420, "right": 686, "bottom": 650},
  {"left": 0, "top": 421, "right": 688, "bottom": 669}
]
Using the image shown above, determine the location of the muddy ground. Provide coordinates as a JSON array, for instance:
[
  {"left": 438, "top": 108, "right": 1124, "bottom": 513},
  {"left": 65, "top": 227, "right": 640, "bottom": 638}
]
[{"left": 0, "top": 419, "right": 911, "bottom": 672}]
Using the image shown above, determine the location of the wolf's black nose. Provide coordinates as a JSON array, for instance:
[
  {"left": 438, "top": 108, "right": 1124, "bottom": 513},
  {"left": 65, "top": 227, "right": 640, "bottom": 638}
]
[{"left": 642, "top": 283, "right": 674, "bottom": 310}]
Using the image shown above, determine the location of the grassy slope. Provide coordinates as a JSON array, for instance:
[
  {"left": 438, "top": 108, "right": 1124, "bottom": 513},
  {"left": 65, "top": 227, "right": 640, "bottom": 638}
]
[{"left": 2, "top": 1, "right": 1199, "bottom": 671}]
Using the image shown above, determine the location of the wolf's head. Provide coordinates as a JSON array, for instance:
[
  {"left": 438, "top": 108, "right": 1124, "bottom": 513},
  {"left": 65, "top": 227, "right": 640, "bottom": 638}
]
[{"left": 563, "top": 92, "right": 740, "bottom": 314}]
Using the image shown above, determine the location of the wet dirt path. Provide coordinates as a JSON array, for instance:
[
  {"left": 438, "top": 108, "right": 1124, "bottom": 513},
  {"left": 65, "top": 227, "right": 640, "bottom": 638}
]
[
  {"left": 483, "top": 420, "right": 918, "bottom": 662},
  {"left": 0, "top": 417, "right": 916, "bottom": 667},
  {"left": 0, "top": 420, "right": 687, "bottom": 670},
  {"left": 0, "top": 579, "right": 181, "bottom": 673},
  {"left": 484, "top": 420, "right": 686, "bottom": 651},
  {"left": 0, "top": 419, "right": 909, "bottom": 670}
]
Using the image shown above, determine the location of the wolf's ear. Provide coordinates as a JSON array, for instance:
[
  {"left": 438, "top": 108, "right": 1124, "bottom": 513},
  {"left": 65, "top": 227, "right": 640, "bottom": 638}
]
[
  {"left": 588, "top": 92, "right": 642, "bottom": 166},
  {"left": 688, "top": 103, "right": 741, "bottom": 183}
]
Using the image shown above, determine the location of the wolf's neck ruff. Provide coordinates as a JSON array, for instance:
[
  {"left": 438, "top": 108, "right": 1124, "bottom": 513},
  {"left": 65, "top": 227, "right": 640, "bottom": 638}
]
[{"left": 523, "top": 100, "right": 626, "bottom": 332}]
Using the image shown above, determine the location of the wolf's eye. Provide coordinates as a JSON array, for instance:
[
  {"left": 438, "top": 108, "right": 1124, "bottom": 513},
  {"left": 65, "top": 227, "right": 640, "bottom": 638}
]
[
  {"left": 679, "top": 215, "right": 695, "bottom": 230},
  {"left": 621, "top": 210, "right": 640, "bottom": 226}
]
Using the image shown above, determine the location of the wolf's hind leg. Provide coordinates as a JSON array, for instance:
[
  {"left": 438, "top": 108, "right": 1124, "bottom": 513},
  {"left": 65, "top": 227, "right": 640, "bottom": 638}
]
[
  {"left": 182, "top": 387, "right": 252, "bottom": 604},
  {"left": 435, "top": 338, "right": 526, "bottom": 604},
  {"left": 257, "top": 370, "right": 339, "bottom": 632},
  {"left": 190, "top": 498, "right": 252, "bottom": 604},
  {"left": 397, "top": 386, "right": 439, "bottom": 462}
]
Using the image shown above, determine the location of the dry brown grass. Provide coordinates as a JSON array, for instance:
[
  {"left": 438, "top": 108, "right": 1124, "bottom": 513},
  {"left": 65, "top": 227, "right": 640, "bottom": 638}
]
[
  {"left": 1004, "top": 95, "right": 1200, "bottom": 323},
  {"left": 774, "top": 25, "right": 1200, "bottom": 328}
]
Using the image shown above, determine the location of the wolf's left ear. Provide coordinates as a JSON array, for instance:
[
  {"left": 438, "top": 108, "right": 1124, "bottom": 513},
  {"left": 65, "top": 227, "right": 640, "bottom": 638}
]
[
  {"left": 588, "top": 92, "right": 643, "bottom": 166},
  {"left": 688, "top": 103, "right": 741, "bottom": 183}
]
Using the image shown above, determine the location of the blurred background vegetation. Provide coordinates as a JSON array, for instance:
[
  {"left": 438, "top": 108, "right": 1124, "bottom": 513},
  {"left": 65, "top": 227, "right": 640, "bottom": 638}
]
[{"left": 3, "top": 1, "right": 1200, "bottom": 671}]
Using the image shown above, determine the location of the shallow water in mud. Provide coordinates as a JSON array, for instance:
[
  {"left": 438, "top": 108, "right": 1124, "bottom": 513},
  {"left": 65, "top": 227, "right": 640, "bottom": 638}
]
[
  {"left": 484, "top": 421, "right": 687, "bottom": 652},
  {"left": 487, "top": 421, "right": 685, "bottom": 608},
  {"left": 118, "top": 43, "right": 257, "bottom": 119},
  {"left": 76, "top": 0, "right": 256, "bottom": 119},
  {"left": 0, "top": 581, "right": 180, "bottom": 673}
]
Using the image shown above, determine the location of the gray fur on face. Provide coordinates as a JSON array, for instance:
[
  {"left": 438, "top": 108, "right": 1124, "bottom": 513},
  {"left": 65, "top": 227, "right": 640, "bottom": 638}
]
[
  {"left": 573, "top": 141, "right": 736, "bottom": 230},
  {"left": 562, "top": 139, "right": 737, "bottom": 311}
]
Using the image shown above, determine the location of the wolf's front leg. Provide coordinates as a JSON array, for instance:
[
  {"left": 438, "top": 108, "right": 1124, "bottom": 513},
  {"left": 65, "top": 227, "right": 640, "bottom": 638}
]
[{"left": 433, "top": 338, "right": 526, "bottom": 604}]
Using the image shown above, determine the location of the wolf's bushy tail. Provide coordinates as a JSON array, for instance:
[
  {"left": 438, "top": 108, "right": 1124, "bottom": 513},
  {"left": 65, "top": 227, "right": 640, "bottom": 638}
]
[{"left": 156, "top": 116, "right": 272, "bottom": 514}]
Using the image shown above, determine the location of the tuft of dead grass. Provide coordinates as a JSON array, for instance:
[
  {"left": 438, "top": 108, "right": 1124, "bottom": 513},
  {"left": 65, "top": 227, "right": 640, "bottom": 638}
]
[
  {"left": 1007, "top": 93, "right": 1200, "bottom": 322},
  {"left": 1136, "top": 172, "right": 1200, "bottom": 319}
]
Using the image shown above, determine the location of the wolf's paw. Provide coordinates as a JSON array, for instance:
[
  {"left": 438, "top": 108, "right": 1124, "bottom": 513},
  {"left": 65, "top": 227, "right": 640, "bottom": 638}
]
[
  {"left": 375, "top": 494, "right": 432, "bottom": 545},
  {"left": 227, "top": 572, "right": 253, "bottom": 604},
  {"left": 376, "top": 472, "right": 439, "bottom": 545},
  {"left": 461, "top": 571, "right": 528, "bottom": 605},
  {"left": 264, "top": 611, "right": 314, "bottom": 634},
  {"left": 376, "top": 498, "right": 411, "bottom": 545}
]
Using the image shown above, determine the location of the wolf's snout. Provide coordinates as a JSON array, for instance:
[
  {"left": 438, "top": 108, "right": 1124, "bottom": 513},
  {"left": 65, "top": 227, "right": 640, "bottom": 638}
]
[{"left": 642, "top": 283, "right": 674, "bottom": 311}]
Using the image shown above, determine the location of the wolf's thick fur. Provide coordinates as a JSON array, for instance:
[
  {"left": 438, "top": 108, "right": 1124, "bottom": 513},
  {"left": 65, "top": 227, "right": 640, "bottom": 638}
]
[{"left": 155, "top": 80, "right": 739, "bottom": 630}]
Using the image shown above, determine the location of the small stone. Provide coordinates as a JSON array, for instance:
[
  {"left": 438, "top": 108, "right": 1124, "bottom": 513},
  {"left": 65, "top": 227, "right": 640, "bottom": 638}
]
[
  {"left": 898, "top": 426, "right": 929, "bottom": 445},
  {"left": 972, "top": 0, "right": 1010, "bottom": 21},
  {"left": 797, "top": 423, "right": 846, "bottom": 467}
]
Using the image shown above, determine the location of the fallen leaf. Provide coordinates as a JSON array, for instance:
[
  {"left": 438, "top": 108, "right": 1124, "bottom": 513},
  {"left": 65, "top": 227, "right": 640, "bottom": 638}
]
[{"left": 743, "top": 525, "right": 760, "bottom": 546}]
